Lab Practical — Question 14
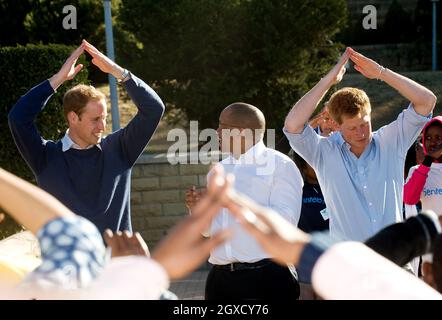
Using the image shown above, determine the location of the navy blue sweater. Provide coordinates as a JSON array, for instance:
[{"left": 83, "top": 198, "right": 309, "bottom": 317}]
[{"left": 8, "top": 74, "right": 165, "bottom": 234}]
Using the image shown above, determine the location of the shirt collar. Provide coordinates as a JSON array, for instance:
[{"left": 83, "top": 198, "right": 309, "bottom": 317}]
[
  {"left": 335, "top": 131, "right": 374, "bottom": 154},
  {"left": 333, "top": 132, "right": 348, "bottom": 149},
  {"left": 61, "top": 130, "right": 102, "bottom": 152}
]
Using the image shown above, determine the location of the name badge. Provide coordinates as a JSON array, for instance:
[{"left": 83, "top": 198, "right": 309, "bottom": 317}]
[{"left": 320, "top": 208, "right": 329, "bottom": 221}]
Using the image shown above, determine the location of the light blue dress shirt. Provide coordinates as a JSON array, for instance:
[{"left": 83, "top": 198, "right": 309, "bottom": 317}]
[{"left": 284, "top": 105, "right": 430, "bottom": 241}]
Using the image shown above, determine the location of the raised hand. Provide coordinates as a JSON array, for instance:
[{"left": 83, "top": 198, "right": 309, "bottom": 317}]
[
  {"left": 309, "top": 109, "right": 339, "bottom": 136},
  {"left": 325, "top": 48, "right": 350, "bottom": 85},
  {"left": 82, "top": 40, "right": 124, "bottom": 79},
  {"left": 104, "top": 229, "right": 150, "bottom": 258},
  {"left": 349, "top": 47, "right": 384, "bottom": 79},
  {"left": 308, "top": 110, "right": 324, "bottom": 129},
  {"left": 185, "top": 186, "right": 205, "bottom": 210},
  {"left": 49, "top": 44, "right": 85, "bottom": 89}
]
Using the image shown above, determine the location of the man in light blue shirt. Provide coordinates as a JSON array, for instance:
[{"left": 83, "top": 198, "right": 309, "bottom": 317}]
[{"left": 284, "top": 47, "right": 437, "bottom": 241}]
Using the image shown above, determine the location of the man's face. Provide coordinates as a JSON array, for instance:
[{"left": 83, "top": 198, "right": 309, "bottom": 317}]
[
  {"left": 339, "top": 112, "right": 372, "bottom": 152},
  {"left": 319, "top": 111, "right": 338, "bottom": 137},
  {"left": 70, "top": 99, "right": 107, "bottom": 147},
  {"left": 216, "top": 111, "right": 243, "bottom": 154}
]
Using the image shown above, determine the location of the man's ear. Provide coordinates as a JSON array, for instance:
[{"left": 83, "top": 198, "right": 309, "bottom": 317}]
[{"left": 67, "top": 111, "right": 79, "bottom": 126}]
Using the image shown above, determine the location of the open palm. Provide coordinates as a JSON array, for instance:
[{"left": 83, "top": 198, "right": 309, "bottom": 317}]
[
  {"left": 59, "top": 44, "right": 84, "bottom": 80},
  {"left": 327, "top": 48, "right": 350, "bottom": 85},
  {"left": 83, "top": 40, "right": 116, "bottom": 74},
  {"left": 349, "top": 48, "right": 382, "bottom": 79}
]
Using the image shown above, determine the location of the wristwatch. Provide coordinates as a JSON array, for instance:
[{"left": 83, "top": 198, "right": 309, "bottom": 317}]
[{"left": 118, "top": 68, "right": 130, "bottom": 83}]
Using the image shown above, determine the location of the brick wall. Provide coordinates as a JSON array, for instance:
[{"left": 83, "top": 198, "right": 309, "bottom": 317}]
[{"left": 131, "top": 153, "right": 217, "bottom": 249}]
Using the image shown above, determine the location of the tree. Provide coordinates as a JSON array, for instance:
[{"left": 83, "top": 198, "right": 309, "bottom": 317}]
[
  {"left": 24, "top": 0, "right": 105, "bottom": 45},
  {"left": 414, "top": 0, "right": 442, "bottom": 47},
  {"left": 413, "top": 0, "right": 442, "bottom": 67},
  {"left": 0, "top": 0, "right": 32, "bottom": 46},
  {"left": 0, "top": 0, "right": 113, "bottom": 46},
  {"left": 118, "top": 0, "right": 347, "bottom": 139},
  {"left": 382, "top": 0, "right": 415, "bottom": 43}
]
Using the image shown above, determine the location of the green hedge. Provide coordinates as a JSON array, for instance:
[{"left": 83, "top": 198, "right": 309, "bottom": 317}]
[{"left": 0, "top": 44, "right": 89, "bottom": 239}]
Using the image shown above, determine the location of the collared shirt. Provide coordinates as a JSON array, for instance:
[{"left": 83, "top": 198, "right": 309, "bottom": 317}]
[
  {"left": 208, "top": 140, "right": 303, "bottom": 265},
  {"left": 61, "top": 130, "right": 102, "bottom": 152},
  {"left": 284, "top": 104, "right": 430, "bottom": 241}
]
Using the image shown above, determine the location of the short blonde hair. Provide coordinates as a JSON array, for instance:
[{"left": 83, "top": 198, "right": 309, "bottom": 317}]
[
  {"left": 63, "top": 84, "right": 105, "bottom": 120},
  {"left": 328, "top": 87, "right": 371, "bottom": 124}
]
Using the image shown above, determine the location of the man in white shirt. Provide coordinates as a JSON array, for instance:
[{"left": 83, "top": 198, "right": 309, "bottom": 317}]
[{"left": 202, "top": 102, "right": 303, "bottom": 300}]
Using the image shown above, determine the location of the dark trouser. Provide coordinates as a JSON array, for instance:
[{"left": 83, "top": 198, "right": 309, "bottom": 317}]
[{"left": 205, "top": 259, "right": 300, "bottom": 300}]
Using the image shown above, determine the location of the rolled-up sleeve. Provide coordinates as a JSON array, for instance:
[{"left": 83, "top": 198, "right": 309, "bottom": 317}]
[{"left": 377, "top": 104, "right": 430, "bottom": 157}]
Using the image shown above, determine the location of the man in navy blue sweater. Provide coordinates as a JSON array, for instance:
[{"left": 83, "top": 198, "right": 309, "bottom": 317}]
[{"left": 8, "top": 40, "right": 165, "bottom": 235}]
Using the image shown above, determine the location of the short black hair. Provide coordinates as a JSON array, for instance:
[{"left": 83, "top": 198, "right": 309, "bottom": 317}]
[{"left": 223, "top": 102, "right": 265, "bottom": 130}]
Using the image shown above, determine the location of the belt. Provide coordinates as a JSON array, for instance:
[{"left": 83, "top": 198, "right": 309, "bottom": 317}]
[{"left": 213, "top": 259, "right": 272, "bottom": 272}]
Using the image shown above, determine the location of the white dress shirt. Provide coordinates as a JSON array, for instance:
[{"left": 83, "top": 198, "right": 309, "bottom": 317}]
[{"left": 208, "top": 140, "right": 303, "bottom": 265}]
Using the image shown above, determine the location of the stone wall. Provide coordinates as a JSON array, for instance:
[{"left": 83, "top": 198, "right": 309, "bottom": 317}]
[{"left": 130, "top": 153, "right": 215, "bottom": 248}]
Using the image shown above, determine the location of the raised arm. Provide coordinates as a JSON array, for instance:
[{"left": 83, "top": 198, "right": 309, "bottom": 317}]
[
  {"left": 8, "top": 44, "right": 85, "bottom": 174},
  {"left": 284, "top": 48, "right": 350, "bottom": 133},
  {"left": 82, "top": 40, "right": 128, "bottom": 82},
  {"left": 0, "top": 168, "right": 74, "bottom": 235},
  {"left": 83, "top": 40, "right": 165, "bottom": 165},
  {"left": 349, "top": 48, "right": 436, "bottom": 117},
  {"left": 49, "top": 44, "right": 85, "bottom": 90},
  {"left": 114, "top": 75, "right": 165, "bottom": 166}
]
